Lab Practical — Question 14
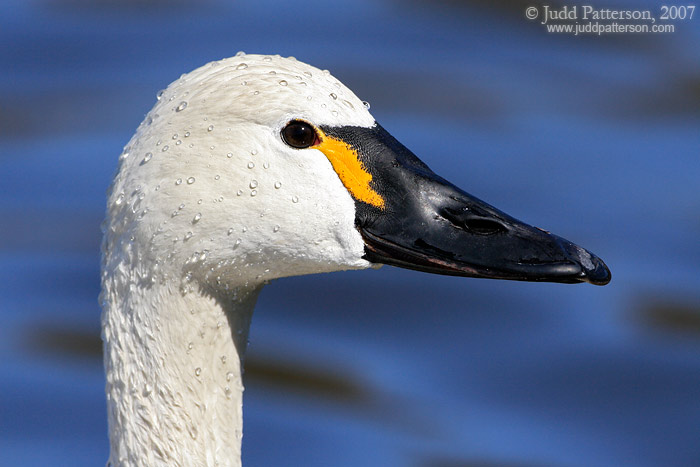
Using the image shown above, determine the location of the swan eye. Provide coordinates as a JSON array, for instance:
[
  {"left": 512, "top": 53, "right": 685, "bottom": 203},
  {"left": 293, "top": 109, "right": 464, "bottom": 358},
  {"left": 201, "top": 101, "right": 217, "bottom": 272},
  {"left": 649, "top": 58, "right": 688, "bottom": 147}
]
[{"left": 281, "top": 120, "right": 319, "bottom": 149}]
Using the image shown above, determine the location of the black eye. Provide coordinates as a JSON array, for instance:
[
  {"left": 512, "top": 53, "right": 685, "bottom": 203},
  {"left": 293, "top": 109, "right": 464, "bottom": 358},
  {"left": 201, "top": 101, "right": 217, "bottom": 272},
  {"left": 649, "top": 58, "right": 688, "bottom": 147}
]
[{"left": 281, "top": 120, "right": 319, "bottom": 149}]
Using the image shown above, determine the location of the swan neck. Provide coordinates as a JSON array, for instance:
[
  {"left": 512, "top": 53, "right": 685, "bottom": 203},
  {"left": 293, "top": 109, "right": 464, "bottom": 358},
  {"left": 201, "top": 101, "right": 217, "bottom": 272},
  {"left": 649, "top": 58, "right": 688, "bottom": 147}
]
[{"left": 102, "top": 277, "right": 261, "bottom": 467}]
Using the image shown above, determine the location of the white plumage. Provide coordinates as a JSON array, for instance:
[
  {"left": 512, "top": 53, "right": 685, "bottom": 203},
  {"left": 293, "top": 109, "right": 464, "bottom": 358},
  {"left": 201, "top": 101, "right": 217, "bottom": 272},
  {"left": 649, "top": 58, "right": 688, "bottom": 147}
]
[{"left": 101, "top": 54, "right": 378, "bottom": 467}]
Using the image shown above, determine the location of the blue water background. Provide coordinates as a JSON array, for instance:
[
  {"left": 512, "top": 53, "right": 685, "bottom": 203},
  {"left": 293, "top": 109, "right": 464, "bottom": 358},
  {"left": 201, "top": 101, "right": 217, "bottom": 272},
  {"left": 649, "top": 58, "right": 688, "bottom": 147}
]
[{"left": 1, "top": 0, "right": 699, "bottom": 465}]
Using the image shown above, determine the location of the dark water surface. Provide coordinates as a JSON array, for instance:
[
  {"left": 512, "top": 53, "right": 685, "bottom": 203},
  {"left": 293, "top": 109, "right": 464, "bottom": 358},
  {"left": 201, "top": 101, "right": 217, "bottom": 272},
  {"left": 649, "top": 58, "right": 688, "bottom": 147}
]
[{"left": 1, "top": 0, "right": 699, "bottom": 465}]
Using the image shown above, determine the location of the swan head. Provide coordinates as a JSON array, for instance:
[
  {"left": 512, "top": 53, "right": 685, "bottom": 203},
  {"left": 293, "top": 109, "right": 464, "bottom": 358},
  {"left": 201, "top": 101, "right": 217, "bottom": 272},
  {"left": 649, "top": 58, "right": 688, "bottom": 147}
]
[{"left": 104, "top": 53, "right": 610, "bottom": 293}]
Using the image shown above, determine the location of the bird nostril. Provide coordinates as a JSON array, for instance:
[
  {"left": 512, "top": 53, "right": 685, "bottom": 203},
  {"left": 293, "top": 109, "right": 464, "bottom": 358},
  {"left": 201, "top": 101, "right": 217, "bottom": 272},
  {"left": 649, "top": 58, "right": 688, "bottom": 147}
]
[
  {"left": 440, "top": 207, "right": 506, "bottom": 236},
  {"left": 462, "top": 218, "right": 506, "bottom": 235}
]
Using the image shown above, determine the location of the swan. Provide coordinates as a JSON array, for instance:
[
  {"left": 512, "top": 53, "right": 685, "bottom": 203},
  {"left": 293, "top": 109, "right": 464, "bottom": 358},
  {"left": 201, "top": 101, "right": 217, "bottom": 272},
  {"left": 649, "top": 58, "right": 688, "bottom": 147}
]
[{"left": 101, "top": 53, "right": 610, "bottom": 467}]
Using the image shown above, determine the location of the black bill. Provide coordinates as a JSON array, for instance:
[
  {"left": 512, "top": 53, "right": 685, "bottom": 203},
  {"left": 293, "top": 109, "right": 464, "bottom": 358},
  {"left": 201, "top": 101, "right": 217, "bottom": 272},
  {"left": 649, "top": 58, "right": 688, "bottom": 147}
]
[{"left": 321, "top": 123, "right": 611, "bottom": 286}]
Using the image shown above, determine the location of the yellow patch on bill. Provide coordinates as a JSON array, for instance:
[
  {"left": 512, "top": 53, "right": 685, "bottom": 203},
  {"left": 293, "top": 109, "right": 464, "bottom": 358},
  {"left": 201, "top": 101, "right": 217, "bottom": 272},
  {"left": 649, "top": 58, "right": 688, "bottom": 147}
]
[{"left": 316, "top": 132, "right": 385, "bottom": 209}]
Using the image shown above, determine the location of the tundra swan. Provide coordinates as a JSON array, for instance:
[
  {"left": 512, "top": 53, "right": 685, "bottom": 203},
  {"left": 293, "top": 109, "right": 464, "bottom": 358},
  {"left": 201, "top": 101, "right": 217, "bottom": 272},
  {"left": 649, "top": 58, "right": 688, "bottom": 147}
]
[{"left": 101, "top": 53, "right": 610, "bottom": 467}]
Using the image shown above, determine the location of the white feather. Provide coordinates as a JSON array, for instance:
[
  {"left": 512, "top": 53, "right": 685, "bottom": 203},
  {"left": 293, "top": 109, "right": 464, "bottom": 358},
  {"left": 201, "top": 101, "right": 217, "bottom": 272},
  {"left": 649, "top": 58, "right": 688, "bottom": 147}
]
[{"left": 101, "top": 54, "right": 377, "bottom": 466}]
